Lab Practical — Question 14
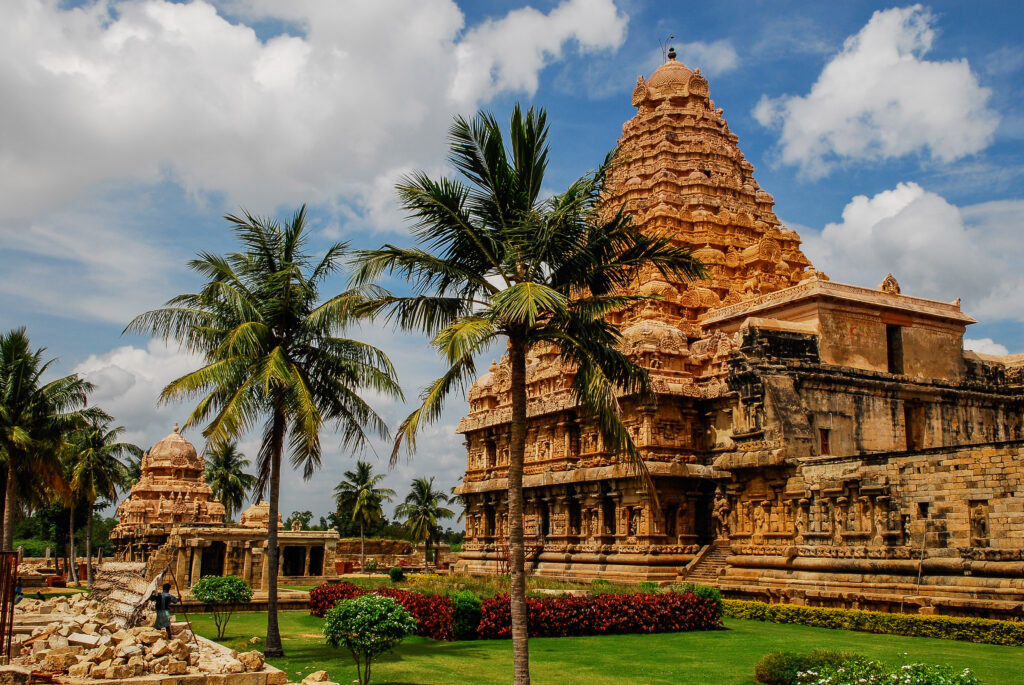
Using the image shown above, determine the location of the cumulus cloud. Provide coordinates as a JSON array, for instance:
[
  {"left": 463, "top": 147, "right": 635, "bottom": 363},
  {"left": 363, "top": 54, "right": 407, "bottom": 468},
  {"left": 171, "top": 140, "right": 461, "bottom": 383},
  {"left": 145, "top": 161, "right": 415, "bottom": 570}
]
[
  {"left": 0, "top": 0, "right": 628, "bottom": 222},
  {"left": 754, "top": 5, "right": 999, "bottom": 176},
  {"left": 801, "top": 182, "right": 1024, "bottom": 322},
  {"left": 672, "top": 39, "right": 739, "bottom": 77},
  {"left": 964, "top": 338, "right": 1010, "bottom": 356}
]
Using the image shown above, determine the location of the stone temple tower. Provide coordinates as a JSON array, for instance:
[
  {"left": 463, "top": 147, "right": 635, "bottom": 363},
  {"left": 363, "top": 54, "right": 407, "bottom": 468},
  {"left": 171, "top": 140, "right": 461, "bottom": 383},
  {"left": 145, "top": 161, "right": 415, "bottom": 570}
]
[{"left": 454, "top": 50, "right": 1024, "bottom": 619}]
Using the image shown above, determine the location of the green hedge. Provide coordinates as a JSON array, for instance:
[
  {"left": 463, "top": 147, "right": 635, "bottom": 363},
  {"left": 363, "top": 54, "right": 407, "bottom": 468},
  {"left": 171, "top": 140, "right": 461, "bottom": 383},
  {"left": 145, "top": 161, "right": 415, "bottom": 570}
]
[{"left": 724, "top": 599, "right": 1024, "bottom": 646}]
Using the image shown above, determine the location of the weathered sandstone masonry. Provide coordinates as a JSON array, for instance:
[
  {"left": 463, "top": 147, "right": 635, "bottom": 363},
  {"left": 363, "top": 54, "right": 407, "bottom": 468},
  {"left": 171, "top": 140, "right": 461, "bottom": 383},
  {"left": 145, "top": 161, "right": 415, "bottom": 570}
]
[{"left": 453, "top": 49, "right": 1024, "bottom": 618}]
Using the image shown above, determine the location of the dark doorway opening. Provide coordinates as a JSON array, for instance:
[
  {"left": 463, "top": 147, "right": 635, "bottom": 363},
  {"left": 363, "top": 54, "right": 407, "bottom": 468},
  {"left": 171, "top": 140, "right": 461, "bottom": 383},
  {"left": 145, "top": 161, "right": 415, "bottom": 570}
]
[
  {"left": 282, "top": 546, "right": 306, "bottom": 576},
  {"left": 200, "top": 541, "right": 225, "bottom": 578},
  {"left": 695, "top": 493, "right": 714, "bottom": 545},
  {"left": 308, "top": 546, "right": 324, "bottom": 576}
]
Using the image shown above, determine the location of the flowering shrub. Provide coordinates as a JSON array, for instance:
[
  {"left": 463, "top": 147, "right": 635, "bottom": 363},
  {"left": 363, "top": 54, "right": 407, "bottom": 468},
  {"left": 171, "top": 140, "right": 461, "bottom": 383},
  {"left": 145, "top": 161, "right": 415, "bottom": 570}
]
[
  {"left": 477, "top": 590, "right": 721, "bottom": 639},
  {"left": 793, "top": 660, "right": 982, "bottom": 685},
  {"left": 754, "top": 650, "right": 866, "bottom": 685},
  {"left": 309, "top": 582, "right": 364, "bottom": 617},
  {"left": 309, "top": 582, "right": 453, "bottom": 640},
  {"left": 450, "top": 590, "right": 483, "bottom": 640},
  {"left": 375, "top": 587, "right": 454, "bottom": 640}
]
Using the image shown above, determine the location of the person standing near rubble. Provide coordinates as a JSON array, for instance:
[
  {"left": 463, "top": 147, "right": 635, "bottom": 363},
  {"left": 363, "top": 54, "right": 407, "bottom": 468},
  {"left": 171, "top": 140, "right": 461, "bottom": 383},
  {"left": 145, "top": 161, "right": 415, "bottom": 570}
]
[{"left": 151, "top": 582, "right": 180, "bottom": 639}]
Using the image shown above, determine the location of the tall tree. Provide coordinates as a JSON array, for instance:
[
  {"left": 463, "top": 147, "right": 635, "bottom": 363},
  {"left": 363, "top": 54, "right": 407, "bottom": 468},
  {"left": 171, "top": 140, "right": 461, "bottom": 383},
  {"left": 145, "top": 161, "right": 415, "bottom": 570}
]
[
  {"left": 0, "top": 328, "right": 98, "bottom": 550},
  {"left": 333, "top": 460, "right": 395, "bottom": 571},
  {"left": 394, "top": 477, "right": 453, "bottom": 569},
  {"left": 204, "top": 440, "right": 256, "bottom": 521},
  {"left": 126, "top": 206, "right": 402, "bottom": 657},
  {"left": 68, "top": 418, "right": 139, "bottom": 585},
  {"left": 355, "top": 105, "right": 705, "bottom": 683}
]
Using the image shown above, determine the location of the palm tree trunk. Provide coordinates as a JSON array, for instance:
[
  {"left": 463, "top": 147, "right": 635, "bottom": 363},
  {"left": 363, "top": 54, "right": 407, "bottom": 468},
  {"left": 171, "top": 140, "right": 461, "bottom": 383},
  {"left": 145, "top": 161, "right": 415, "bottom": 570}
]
[
  {"left": 69, "top": 506, "right": 78, "bottom": 585},
  {"left": 263, "top": 407, "right": 286, "bottom": 658},
  {"left": 360, "top": 520, "right": 365, "bottom": 573},
  {"left": 86, "top": 504, "right": 94, "bottom": 587},
  {"left": 2, "top": 460, "right": 17, "bottom": 551},
  {"left": 0, "top": 465, "right": 7, "bottom": 548},
  {"left": 507, "top": 335, "right": 531, "bottom": 685}
]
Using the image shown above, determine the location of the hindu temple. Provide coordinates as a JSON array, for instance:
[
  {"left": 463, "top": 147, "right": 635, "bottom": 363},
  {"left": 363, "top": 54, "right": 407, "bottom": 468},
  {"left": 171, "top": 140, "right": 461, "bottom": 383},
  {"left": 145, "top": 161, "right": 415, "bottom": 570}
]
[
  {"left": 111, "top": 425, "right": 340, "bottom": 588},
  {"left": 452, "top": 49, "right": 1024, "bottom": 618}
]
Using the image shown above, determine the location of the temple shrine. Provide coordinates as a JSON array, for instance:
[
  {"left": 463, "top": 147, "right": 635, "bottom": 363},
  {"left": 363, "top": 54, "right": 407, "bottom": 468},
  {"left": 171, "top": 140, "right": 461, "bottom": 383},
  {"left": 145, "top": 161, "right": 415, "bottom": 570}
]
[
  {"left": 452, "top": 50, "right": 1024, "bottom": 618},
  {"left": 111, "top": 425, "right": 340, "bottom": 588}
]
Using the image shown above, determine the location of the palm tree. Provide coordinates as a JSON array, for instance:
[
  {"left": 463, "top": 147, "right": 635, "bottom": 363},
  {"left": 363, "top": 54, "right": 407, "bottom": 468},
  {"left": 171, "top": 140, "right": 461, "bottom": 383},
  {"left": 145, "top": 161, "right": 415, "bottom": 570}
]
[
  {"left": 204, "top": 440, "right": 256, "bottom": 521},
  {"left": 68, "top": 418, "right": 139, "bottom": 585},
  {"left": 355, "top": 105, "right": 705, "bottom": 683},
  {"left": 395, "top": 477, "right": 453, "bottom": 569},
  {"left": 126, "top": 206, "right": 402, "bottom": 657},
  {"left": 333, "top": 460, "right": 395, "bottom": 571},
  {"left": 0, "top": 328, "right": 99, "bottom": 550}
]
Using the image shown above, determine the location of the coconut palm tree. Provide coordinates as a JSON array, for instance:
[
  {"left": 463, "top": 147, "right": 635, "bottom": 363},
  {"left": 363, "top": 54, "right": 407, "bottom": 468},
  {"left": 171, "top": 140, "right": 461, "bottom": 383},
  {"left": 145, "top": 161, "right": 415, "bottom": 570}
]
[
  {"left": 68, "top": 418, "right": 139, "bottom": 585},
  {"left": 333, "top": 460, "right": 395, "bottom": 572},
  {"left": 204, "top": 440, "right": 256, "bottom": 521},
  {"left": 395, "top": 477, "right": 453, "bottom": 569},
  {"left": 355, "top": 105, "right": 705, "bottom": 684},
  {"left": 126, "top": 206, "right": 403, "bottom": 657},
  {"left": 0, "top": 328, "right": 99, "bottom": 550}
]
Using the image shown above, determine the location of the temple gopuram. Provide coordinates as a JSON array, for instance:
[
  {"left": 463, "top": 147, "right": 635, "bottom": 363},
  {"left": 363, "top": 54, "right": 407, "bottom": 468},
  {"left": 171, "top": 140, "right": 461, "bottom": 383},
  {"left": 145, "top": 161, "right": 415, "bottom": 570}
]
[
  {"left": 111, "top": 425, "right": 340, "bottom": 588},
  {"left": 452, "top": 50, "right": 1024, "bottom": 618}
]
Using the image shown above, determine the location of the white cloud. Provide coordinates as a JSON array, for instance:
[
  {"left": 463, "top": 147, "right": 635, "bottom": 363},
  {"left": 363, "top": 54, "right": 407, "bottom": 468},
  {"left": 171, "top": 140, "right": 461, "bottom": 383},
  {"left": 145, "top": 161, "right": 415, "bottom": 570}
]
[
  {"left": 672, "top": 39, "right": 738, "bottom": 77},
  {"left": 800, "top": 182, "right": 1024, "bottom": 322},
  {"left": 450, "top": 0, "right": 627, "bottom": 105},
  {"left": 0, "top": 196, "right": 178, "bottom": 324},
  {"left": 964, "top": 338, "right": 1009, "bottom": 356},
  {"left": 754, "top": 5, "right": 999, "bottom": 176},
  {"left": 73, "top": 340, "right": 204, "bottom": 449},
  {"left": 0, "top": 0, "right": 628, "bottom": 223}
]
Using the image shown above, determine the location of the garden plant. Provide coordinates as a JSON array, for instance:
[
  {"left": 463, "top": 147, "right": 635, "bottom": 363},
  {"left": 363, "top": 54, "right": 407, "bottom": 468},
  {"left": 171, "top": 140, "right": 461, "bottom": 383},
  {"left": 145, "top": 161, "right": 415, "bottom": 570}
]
[
  {"left": 190, "top": 575, "right": 254, "bottom": 639},
  {"left": 323, "top": 594, "right": 417, "bottom": 685}
]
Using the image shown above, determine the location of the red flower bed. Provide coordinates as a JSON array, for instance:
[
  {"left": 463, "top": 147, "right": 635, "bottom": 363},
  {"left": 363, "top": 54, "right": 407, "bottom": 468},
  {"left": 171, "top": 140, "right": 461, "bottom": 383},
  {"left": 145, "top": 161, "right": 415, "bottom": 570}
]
[
  {"left": 376, "top": 587, "right": 454, "bottom": 641},
  {"left": 308, "top": 583, "right": 454, "bottom": 641},
  {"left": 309, "top": 582, "right": 363, "bottom": 617},
  {"left": 477, "top": 591, "right": 721, "bottom": 639}
]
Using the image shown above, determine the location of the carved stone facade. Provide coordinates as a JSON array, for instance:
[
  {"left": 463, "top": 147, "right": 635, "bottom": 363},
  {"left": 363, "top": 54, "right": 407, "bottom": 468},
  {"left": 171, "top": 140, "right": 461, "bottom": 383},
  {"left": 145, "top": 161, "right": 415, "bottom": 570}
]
[
  {"left": 111, "top": 427, "right": 338, "bottom": 589},
  {"left": 453, "top": 51, "right": 1024, "bottom": 617}
]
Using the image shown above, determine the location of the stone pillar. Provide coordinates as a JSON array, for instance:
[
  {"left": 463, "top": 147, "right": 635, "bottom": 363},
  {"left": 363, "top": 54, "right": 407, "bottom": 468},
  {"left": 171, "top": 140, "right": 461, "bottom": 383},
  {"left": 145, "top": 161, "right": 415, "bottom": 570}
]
[
  {"left": 303, "top": 546, "right": 311, "bottom": 577},
  {"left": 242, "top": 547, "right": 252, "bottom": 584},
  {"left": 260, "top": 548, "right": 269, "bottom": 589},
  {"left": 190, "top": 545, "right": 202, "bottom": 586},
  {"left": 175, "top": 548, "right": 189, "bottom": 585}
]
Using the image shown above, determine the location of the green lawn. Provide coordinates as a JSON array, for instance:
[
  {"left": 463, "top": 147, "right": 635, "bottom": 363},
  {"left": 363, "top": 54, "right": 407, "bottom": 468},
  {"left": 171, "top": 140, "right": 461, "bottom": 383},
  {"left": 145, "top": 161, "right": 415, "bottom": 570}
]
[{"left": 188, "top": 610, "right": 1023, "bottom": 684}]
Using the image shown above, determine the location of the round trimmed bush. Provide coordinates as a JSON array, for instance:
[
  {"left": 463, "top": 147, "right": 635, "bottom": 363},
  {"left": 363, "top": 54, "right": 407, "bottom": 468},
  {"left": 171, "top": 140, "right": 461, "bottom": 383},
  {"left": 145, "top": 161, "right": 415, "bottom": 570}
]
[{"left": 324, "top": 594, "right": 417, "bottom": 685}]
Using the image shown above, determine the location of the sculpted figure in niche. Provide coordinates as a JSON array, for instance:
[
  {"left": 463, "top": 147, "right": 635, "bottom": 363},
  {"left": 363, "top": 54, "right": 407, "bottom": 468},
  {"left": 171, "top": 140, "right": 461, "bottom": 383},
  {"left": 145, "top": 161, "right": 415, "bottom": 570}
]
[
  {"left": 712, "top": 488, "right": 731, "bottom": 539},
  {"left": 752, "top": 502, "right": 766, "bottom": 539},
  {"left": 834, "top": 504, "right": 847, "bottom": 542},
  {"left": 873, "top": 504, "right": 888, "bottom": 546},
  {"left": 793, "top": 501, "right": 808, "bottom": 543}
]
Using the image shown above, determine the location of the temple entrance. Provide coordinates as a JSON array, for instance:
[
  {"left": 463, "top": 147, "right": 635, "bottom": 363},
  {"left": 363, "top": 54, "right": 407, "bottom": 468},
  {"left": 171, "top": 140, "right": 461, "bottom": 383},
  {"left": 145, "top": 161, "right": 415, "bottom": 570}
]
[
  {"left": 200, "top": 541, "right": 226, "bottom": 578},
  {"left": 282, "top": 546, "right": 306, "bottom": 576},
  {"left": 308, "top": 546, "right": 324, "bottom": 576}
]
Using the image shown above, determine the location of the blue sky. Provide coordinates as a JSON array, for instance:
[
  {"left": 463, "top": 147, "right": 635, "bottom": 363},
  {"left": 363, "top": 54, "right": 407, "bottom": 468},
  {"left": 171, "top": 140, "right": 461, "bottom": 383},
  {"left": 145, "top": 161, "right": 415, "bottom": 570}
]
[{"left": 1, "top": 0, "right": 1021, "bottom": 517}]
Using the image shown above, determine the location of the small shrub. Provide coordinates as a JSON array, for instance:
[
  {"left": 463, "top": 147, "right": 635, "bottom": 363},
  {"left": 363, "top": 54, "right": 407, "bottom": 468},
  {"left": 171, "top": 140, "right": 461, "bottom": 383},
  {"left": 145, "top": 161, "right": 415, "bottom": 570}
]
[
  {"left": 755, "top": 650, "right": 864, "bottom": 685},
  {"left": 638, "top": 581, "right": 660, "bottom": 594},
  {"left": 591, "top": 578, "right": 610, "bottom": 587},
  {"left": 189, "top": 575, "right": 253, "bottom": 639},
  {"left": 389, "top": 566, "right": 405, "bottom": 583},
  {"left": 792, "top": 658, "right": 981, "bottom": 685},
  {"left": 450, "top": 590, "right": 482, "bottom": 640},
  {"left": 324, "top": 594, "right": 417, "bottom": 685},
  {"left": 310, "top": 582, "right": 364, "bottom": 616},
  {"left": 671, "top": 582, "right": 695, "bottom": 595},
  {"left": 692, "top": 584, "right": 722, "bottom": 617},
  {"left": 364, "top": 558, "right": 379, "bottom": 572}
]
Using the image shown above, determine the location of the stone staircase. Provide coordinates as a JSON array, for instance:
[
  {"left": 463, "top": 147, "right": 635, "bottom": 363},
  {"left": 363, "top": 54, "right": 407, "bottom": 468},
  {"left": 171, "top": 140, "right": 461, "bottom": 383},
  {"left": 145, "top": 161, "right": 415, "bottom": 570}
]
[{"left": 681, "top": 541, "right": 731, "bottom": 585}]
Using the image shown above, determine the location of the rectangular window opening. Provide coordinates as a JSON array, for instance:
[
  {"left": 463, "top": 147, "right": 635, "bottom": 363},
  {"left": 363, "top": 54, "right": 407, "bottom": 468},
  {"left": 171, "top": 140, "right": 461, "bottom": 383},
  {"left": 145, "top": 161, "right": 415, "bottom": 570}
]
[
  {"left": 819, "top": 428, "right": 831, "bottom": 455},
  {"left": 886, "top": 325, "right": 904, "bottom": 374}
]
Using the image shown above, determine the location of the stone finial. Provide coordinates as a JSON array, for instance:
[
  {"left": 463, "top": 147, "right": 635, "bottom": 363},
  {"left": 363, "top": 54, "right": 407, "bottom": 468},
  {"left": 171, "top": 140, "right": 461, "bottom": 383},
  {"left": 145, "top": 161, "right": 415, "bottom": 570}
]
[
  {"left": 173, "top": 422, "right": 180, "bottom": 433},
  {"left": 879, "top": 273, "right": 901, "bottom": 295},
  {"left": 667, "top": 46, "right": 676, "bottom": 61}
]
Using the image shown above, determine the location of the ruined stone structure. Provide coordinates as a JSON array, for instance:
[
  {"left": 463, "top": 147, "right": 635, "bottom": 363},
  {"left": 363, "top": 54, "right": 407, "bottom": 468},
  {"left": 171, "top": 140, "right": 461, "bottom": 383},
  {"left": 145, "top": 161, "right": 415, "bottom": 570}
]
[
  {"left": 111, "top": 426, "right": 339, "bottom": 588},
  {"left": 453, "top": 50, "right": 1024, "bottom": 618}
]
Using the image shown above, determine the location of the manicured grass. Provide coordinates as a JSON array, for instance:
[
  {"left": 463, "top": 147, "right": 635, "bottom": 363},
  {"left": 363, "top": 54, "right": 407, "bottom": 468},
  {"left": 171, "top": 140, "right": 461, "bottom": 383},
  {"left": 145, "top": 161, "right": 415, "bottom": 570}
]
[{"left": 189, "top": 610, "right": 1023, "bottom": 684}]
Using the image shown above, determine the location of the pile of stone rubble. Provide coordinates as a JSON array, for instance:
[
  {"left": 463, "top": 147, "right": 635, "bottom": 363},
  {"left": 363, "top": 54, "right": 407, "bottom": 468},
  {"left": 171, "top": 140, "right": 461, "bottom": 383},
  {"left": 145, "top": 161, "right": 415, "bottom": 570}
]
[{"left": 11, "top": 593, "right": 277, "bottom": 681}]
